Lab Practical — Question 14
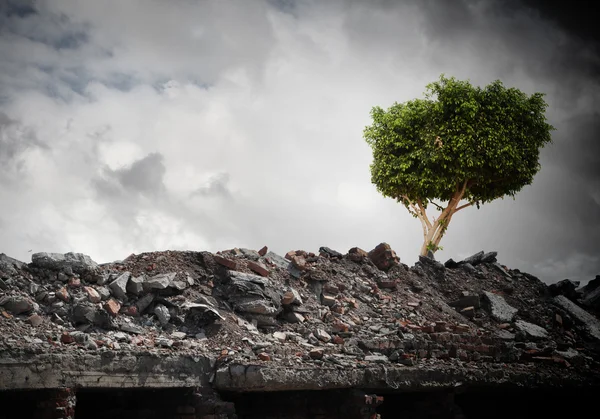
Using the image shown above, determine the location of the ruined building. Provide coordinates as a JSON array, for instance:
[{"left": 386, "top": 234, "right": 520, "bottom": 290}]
[{"left": 1, "top": 244, "right": 600, "bottom": 418}]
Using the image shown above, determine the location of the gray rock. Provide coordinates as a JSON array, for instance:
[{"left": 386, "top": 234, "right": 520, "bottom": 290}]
[
  {"left": 136, "top": 293, "right": 155, "bottom": 313},
  {"left": 265, "top": 251, "right": 290, "bottom": 270},
  {"left": 480, "top": 251, "right": 498, "bottom": 264},
  {"left": 319, "top": 247, "right": 343, "bottom": 258},
  {"left": 581, "top": 283, "right": 600, "bottom": 309},
  {"left": 229, "top": 271, "right": 272, "bottom": 288},
  {"left": 461, "top": 263, "right": 477, "bottom": 274},
  {"left": 365, "top": 354, "right": 388, "bottom": 363},
  {"left": 461, "top": 251, "right": 484, "bottom": 266},
  {"left": 236, "top": 299, "right": 278, "bottom": 316},
  {"left": 491, "top": 262, "right": 512, "bottom": 278},
  {"left": 1, "top": 296, "right": 34, "bottom": 314},
  {"left": 482, "top": 291, "right": 518, "bottom": 322},
  {"left": 154, "top": 304, "right": 171, "bottom": 326},
  {"left": 514, "top": 320, "right": 548, "bottom": 340},
  {"left": 553, "top": 295, "right": 600, "bottom": 341},
  {"left": 97, "top": 286, "right": 111, "bottom": 301},
  {"left": 287, "top": 264, "right": 302, "bottom": 279},
  {"left": 170, "top": 280, "right": 188, "bottom": 291},
  {"left": 143, "top": 272, "right": 175, "bottom": 291},
  {"left": 315, "top": 329, "right": 331, "bottom": 342},
  {"left": 239, "top": 248, "right": 260, "bottom": 261},
  {"left": 284, "top": 312, "right": 305, "bottom": 323},
  {"left": 108, "top": 272, "right": 130, "bottom": 300},
  {"left": 444, "top": 258, "right": 459, "bottom": 269},
  {"left": 127, "top": 275, "right": 145, "bottom": 295},
  {"left": 417, "top": 255, "right": 446, "bottom": 281},
  {"left": 0, "top": 253, "right": 25, "bottom": 276},
  {"left": 97, "top": 274, "right": 110, "bottom": 286},
  {"left": 31, "top": 252, "right": 98, "bottom": 274}
]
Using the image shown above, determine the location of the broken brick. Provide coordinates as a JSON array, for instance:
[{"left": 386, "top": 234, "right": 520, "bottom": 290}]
[
  {"left": 84, "top": 286, "right": 101, "bottom": 303},
  {"left": 213, "top": 255, "right": 238, "bottom": 270},
  {"left": 258, "top": 246, "right": 268, "bottom": 256},
  {"left": 247, "top": 260, "right": 269, "bottom": 277},
  {"left": 104, "top": 299, "right": 121, "bottom": 317},
  {"left": 309, "top": 348, "right": 324, "bottom": 359},
  {"left": 285, "top": 251, "right": 296, "bottom": 261},
  {"left": 60, "top": 332, "right": 74, "bottom": 344},
  {"left": 56, "top": 287, "right": 70, "bottom": 302},
  {"left": 68, "top": 277, "right": 81, "bottom": 287},
  {"left": 257, "top": 352, "right": 271, "bottom": 361},
  {"left": 28, "top": 314, "right": 43, "bottom": 327}
]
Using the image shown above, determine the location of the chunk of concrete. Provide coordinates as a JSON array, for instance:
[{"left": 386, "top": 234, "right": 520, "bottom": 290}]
[
  {"left": 553, "top": 295, "right": 600, "bottom": 341},
  {"left": 514, "top": 320, "right": 548, "bottom": 340},
  {"left": 108, "top": 272, "right": 130, "bottom": 300},
  {"left": 482, "top": 291, "right": 518, "bottom": 322}
]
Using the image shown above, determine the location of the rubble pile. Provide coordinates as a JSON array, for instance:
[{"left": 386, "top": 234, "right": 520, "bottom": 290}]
[{"left": 1, "top": 244, "right": 600, "bottom": 383}]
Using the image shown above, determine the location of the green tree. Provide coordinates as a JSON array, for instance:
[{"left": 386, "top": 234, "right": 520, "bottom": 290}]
[{"left": 364, "top": 75, "right": 554, "bottom": 257}]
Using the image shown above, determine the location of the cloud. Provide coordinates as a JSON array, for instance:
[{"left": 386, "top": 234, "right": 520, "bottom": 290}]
[{"left": 0, "top": 0, "right": 598, "bottom": 284}]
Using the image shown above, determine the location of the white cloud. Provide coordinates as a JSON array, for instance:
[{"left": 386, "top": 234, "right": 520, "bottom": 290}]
[{"left": 0, "top": 0, "right": 598, "bottom": 284}]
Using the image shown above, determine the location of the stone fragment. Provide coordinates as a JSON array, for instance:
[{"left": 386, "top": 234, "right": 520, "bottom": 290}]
[
  {"left": 315, "top": 329, "right": 331, "bottom": 342},
  {"left": 460, "top": 306, "right": 475, "bottom": 319},
  {"left": 236, "top": 300, "right": 278, "bottom": 316},
  {"left": 319, "top": 247, "right": 343, "bottom": 258},
  {"left": 27, "top": 313, "right": 43, "bottom": 326},
  {"left": 461, "top": 263, "right": 477, "bottom": 274},
  {"left": 56, "top": 287, "right": 70, "bottom": 302},
  {"left": 444, "top": 258, "right": 459, "bottom": 269},
  {"left": 96, "top": 286, "right": 111, "bottom": 301},
  {"left": 214, "top": 255, "right": 238, "bottom": 270},
  {"left": 553, "top": 295, "right": 600, "bottom": 341},
  {"left": 461, "top": 251, "right": 485, "bottom": 266},
  {"left": 83, "top": 287, "right": 101, "bottom": 303},
  {"left": 143, "top": 272, "right": 175, "bottom": 291},
  {"left": 108, "top": 272, "right": 131, "bottom": 300},
  {"left": 154, "top": 304, "right": 171, "bottom": 326},
  {"left": 127, "top": 275, "right": 145, "bottom": 295},
  {"left": 104, "top": 299, "right": 121, "bottom": 317},
  {"left": 264, "top": 251, "right": 290, "bottom": 270},
  {"left": 417, "top": 256, "right": 446, "bottom": 281},
  {"left": 239, "top": 248, "right": 260, "bottom": 260},
  {"left": 68, "top": 277, "right": 81, "bottom": 287},
  {"left": 281, "top": 288, "right": 302, "bottom": 306},
  {"left": 449, "top": 295, "right": 481, "bottom": 309},
  {"left": 482, "top": 291, "right": 518, "bottom": 322},
  {"left": 258, "top": 246, "right": 268, "bottom": 256},
  {"left": 258, "top": 352, "right": 271, "bottom": 361},
  {"left": 377, "top": 279, "right": 398, "bottom": 289},
  {"left": 284, "top": 312, "right": 305, "bottom": 323},
  {"left": 31, "top": 252, "right": 98, "bottom": 274},
  {"left": 309, "top": 348, "right": 324, "bottom": 359},
  {"left": 1, "top": 296, "right": 34, "bottom": 314},
  {"left": 171, "top": 331, "right": 186, "bottom": 340},
  {"left": 348, "top": 247, "right": 368, "bottom": 262},
  {"left": 481, "top": 251, "right": 498, "bottom": 264},
  {"left": 247, "top": 260, "right": 269, "bottom": 277},
  {"left": 321, "top": 294, "right": 336, "bottom": 307},
  {"left": 60, "top": 332, "right": 74, "bottom": 344},
  {"left": 514, "top": 320, "right": 548, "bottom": 340},
  {"left": 273, "top": 332, "right": 287, "bottom": 342},
  {"left": 548, "top": 279, "right": 581, "bottom": 301},
  {"left": 291, "top": 255, "right": 307, "bottom": 271},
  {"left": 285, "top": 250, "right": 296, "bottom": 260},
  {"left": 365, "top": 354, "right": 388, "bottom": 363},
  {"left": 368, "top": 243, "right": 400, "bottom": 271}
]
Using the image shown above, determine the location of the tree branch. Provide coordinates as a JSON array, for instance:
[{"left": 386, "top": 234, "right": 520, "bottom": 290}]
[
  {"left": 455, "top": 201, "right": 475, "bottom": 212},
  {"left": 417, "top": 199, "right": 432, "bottom": 229}
]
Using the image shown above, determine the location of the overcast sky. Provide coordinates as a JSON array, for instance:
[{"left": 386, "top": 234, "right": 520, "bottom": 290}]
[{"left": 1, "top": 0, "right": 598, "bottom": 285}]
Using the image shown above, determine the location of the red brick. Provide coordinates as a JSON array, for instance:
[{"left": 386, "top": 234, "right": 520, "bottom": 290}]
[
  {"left": 104, "top": 299, "right": 121, "bottom": 316},
  {"left": 285, "top": 250, "right": 296, "bottom": 260},
  {"left": 377, "top": 279, "right": 398, "bottom": 289},
  {"left": 333, "top": 335, "right": 344, "bottom": 345},
  {"left": 213, "top": 254, "right": 238, "bottom": 270},
  {"left": 56, "top": 287, "right": 70, "bottom": 302},
  {"left": 247, "top": 260, "right": 269, "bottom": 277},
  {"left": 84, "top": 286, "right": 101, "bottom": 303},
  {"left": 291, "top": 255, "right": 307, "bottom": 270},
  {"left": 68, "top": 277, "right": 81, "bottom": 287},
  {"left": 60, "top": 332, "right": 74, "bottom": 344},
  {"left": 258, "top": 246, "right": 268, "bottom": 256},
  {"left": 124, "top": 305, "right": 139, "bottom": 316},
  {"left": 257, "top": 352, "right": 271, "bottom": 361}
]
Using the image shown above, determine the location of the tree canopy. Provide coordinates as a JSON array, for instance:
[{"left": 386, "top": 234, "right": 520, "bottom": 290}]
[{"left": 364, "top": 75, "right": 554, "bottom": 256}]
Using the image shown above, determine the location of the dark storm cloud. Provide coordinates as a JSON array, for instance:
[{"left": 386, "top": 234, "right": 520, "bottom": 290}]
[{"left": 0, "top": 112, "right": 47, "bottom": 179}]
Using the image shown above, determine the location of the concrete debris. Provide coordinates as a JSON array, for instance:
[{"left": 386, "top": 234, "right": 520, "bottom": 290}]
[
  {"left": 482, "top": 291, "right": 518, "bottom": 322},
  {"left": 0, "top": 245, "right": 598, "bottom": 395}
]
